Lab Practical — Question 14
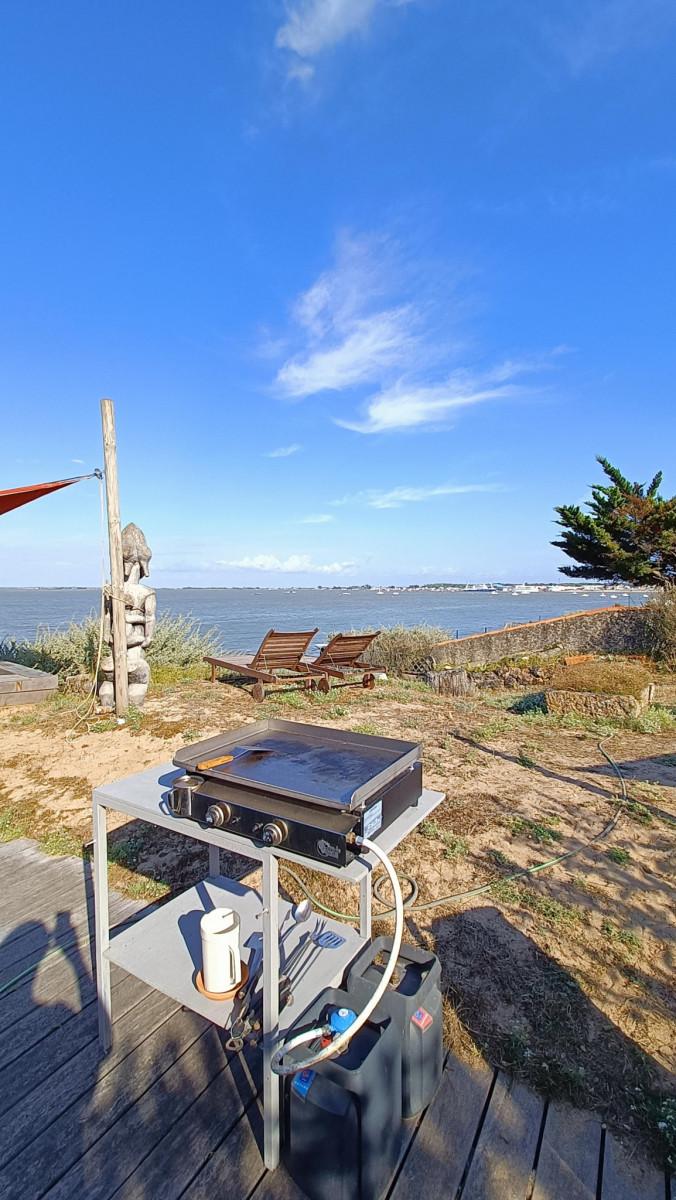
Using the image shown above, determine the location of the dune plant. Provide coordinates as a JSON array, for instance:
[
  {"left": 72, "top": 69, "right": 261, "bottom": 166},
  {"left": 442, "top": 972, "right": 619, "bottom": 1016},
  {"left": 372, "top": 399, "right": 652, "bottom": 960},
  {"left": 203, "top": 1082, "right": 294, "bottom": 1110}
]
[
  {"left": 344, "top": 624, "right": 449, "bottom": 676},
  {"left": 643, "top": 586, "right": 676, "bottom": 668},
  {"left": 0, "top": 612, "right": 220, "bottom": 682}
]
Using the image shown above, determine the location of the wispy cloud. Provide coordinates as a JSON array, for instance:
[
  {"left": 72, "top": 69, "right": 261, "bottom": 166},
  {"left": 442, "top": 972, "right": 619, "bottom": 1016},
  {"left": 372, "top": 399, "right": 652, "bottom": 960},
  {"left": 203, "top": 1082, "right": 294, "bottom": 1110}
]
[
  {"left": 276, "top": 231, "right": 419, "bottom": 398},
  {"left": 332, "top": 482, "right": 500, "bottom": 509},
  {"left": 275, "top": 0, "right": 415, "bottom": 80},
  {"left": 272, "top": 230, "right": 559, "bottom": 434},
  {"left": 222, "top": 552, "right": 354, "bottom": 574},
  {"left": 334, "top": 369, "right": 530, "bottom": 435},
  {"left": 298, "top": 513, "right": 335, "bottom": 524},
  {"left": 546, "top": 0, "right": 676, "bottom": 74},
  {"left": 71, "top": 458, "right": 85, "bottom": 465},
  {"left": 278, "top": 307, "right": 416, "bottom": 397},
  {"left": 265, "top": 443, "right": 302, "bottom": 458}
]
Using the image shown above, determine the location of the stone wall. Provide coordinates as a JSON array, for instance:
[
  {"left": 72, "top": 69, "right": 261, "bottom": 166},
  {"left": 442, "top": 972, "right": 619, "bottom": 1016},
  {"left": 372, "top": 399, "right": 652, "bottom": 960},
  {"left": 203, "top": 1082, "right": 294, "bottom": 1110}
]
[{"left": 431, "top": 606, "right": 648, "bottom": 669}]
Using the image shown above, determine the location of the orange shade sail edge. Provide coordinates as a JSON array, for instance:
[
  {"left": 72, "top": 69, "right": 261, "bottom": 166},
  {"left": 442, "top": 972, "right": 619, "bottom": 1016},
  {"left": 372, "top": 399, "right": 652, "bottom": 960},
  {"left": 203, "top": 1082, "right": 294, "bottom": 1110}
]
[{"left": 0, "top": 471, "right": 101, "bottom": 517}]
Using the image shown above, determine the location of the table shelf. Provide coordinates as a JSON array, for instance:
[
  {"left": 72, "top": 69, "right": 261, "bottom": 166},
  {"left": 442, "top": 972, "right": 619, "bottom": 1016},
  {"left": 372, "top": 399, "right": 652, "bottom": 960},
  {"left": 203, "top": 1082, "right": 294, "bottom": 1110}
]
[{"left": 106, "top": 874, "right": 364, "bottom": 1033}]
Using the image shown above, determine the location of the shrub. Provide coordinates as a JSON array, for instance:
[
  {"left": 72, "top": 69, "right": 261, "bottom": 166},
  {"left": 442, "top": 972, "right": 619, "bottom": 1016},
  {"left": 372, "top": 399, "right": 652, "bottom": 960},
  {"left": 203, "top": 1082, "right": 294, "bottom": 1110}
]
[
  {"left": 145, "top": 613, "right": 221, "bottom": 668},
  {"left": 345, "top": 624, "right": 449, "bottom": 676},
  {"left": 643, "top": 587, "right": 676, "bottom": 668},
  {"left": 0, "top": 611, "right": 220, "bottom": 682},
  {"left": 0, "top": 615, "right": 102, "bottom": 680},
  {"left": 550, "top": 659, "right": 652, "bottom": 700}
]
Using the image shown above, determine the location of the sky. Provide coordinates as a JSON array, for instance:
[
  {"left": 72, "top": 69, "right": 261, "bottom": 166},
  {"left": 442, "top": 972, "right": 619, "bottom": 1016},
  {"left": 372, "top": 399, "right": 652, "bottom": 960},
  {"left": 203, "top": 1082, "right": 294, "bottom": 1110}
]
[{"left": 1, "top": 0, "right": 675, "bottom": 587}]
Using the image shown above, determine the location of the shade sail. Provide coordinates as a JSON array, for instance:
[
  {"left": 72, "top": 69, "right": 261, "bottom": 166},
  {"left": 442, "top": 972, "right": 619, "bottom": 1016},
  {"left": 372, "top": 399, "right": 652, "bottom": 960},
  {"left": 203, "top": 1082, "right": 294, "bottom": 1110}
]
[{"left": 0, "top": 473, "right": 98, "bottom": 517}]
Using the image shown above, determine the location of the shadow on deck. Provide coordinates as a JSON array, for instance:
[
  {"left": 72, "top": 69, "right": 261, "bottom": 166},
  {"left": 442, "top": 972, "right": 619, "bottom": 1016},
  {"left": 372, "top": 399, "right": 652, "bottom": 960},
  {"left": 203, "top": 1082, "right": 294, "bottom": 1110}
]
[{"left": 0, "top": 839, "right": 670, "bottom": 1200}]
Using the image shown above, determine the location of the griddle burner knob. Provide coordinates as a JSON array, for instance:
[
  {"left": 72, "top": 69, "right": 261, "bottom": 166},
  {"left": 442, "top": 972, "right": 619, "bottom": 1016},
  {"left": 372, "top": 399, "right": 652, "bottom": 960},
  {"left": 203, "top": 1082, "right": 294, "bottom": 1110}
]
[
  {"left": 205, "top": 803, "right": 231, "bottom": 828},
  {"left": 261, "top": 820, "right": 288, "bottom": 847}
]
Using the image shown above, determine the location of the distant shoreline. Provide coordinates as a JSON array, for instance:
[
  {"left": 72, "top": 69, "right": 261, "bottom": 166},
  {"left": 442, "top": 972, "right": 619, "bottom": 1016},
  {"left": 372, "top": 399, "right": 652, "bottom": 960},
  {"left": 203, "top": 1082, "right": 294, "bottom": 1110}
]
[{"left": 0, "top": 583, "right": 647, "bottom": 593}]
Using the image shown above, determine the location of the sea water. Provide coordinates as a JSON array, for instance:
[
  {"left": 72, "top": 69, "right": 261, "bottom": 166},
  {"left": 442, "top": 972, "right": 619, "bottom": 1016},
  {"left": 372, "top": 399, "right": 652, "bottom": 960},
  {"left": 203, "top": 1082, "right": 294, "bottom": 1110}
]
[{"left": 0, "top": 587, "right": 645, "bottom": 649}]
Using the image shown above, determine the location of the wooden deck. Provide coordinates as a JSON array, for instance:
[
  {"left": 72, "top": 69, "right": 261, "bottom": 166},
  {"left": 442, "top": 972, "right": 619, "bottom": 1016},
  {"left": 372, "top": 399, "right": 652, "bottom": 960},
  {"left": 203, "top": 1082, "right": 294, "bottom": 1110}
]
[{"left": 0, "top": 838, "right": 670, "bottom": 1200}]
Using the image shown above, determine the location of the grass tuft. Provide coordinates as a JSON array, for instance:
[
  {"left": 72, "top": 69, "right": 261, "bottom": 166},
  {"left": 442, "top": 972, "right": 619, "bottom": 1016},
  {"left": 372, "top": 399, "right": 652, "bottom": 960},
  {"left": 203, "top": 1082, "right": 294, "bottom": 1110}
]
[{"left": 510, "top": 815, "right": 562, "bottom": 845}]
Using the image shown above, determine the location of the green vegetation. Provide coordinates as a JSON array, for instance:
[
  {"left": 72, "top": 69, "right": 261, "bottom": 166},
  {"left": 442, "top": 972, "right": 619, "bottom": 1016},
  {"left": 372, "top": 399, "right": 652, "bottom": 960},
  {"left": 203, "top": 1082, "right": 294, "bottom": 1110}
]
[
  {"left": 510, "top": 815, "right": 562, "bottom": 845},
  {"left": 443, "top": 835, "right": 469, "bottom": 860},
  {"left": 38, "top": 828, "right": 84, "bottom": 857},
  {"left": 606, "top": 846, "right": 631, "bottom": 865},
  {"left": 348, "top": 624, "right": 449, "bottom": 676},
  {"left": 419, "top": 819, "right": 442, "bottom": 839},
  {"left": 489, "top": 879, "right": 581, "bottom": 927},
  {"left": 0, "top": 615, "right": 102, "bottom": 680},
  {"left": 649, "top": 1096, "right": 676, "bottom": 1169},
  {"left": 550, "top": 658, "right": 652, "bottom": 700},
  {"left": 517, "top": 749, "right": 537, "bottom": 768},
  {"left": 0, "top": 611, "right": 220, "bottom": 684},
  {"left": 145, "top": 613, "right": 220, "bottom": 670},
  {"left": 507, "top": 690, "right": 676, "bottom": 735},
  {"left": 601, "top": 919, "right": 641, "bottom": 951},
  {"left": 350, "top": 720, "right": 381, "bottom": 735},
  {"left": 553, "top": 455, "right": 676, "bottom": 585},
  {"left": 624, "top": 799, "right": 654, "bottom": 826},
  {"left": 643, "top": 587, "right": 676, "bottom": 668},
  {"left": 108, "top": 835, "right": 144, "bottom": 869},
  {"left": 474, "top": 717, "right": 512, "bottom": 740}
]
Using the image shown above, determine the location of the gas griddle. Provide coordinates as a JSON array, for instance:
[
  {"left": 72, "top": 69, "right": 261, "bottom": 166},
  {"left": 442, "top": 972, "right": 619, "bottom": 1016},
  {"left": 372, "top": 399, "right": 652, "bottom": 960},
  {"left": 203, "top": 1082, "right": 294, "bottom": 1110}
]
[{"left": 171, "top": 719, "right": 422, "bottom": 866}]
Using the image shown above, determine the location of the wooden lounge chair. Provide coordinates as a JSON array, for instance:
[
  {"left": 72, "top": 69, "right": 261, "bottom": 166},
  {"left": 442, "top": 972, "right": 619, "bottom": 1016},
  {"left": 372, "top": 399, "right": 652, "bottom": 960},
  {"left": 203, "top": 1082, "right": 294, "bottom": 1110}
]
[
  {"left": 204, "top": 628, "right": 320, "bottom": 702},
  {"left": 305, "top": 631, "right": 383, "bottom": 691}
]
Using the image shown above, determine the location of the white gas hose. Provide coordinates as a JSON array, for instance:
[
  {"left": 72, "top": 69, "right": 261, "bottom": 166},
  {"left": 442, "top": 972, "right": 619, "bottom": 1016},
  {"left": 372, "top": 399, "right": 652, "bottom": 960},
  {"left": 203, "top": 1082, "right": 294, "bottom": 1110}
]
[{"left": 270, "top": 836, "right": 404, "bottom": 1076}]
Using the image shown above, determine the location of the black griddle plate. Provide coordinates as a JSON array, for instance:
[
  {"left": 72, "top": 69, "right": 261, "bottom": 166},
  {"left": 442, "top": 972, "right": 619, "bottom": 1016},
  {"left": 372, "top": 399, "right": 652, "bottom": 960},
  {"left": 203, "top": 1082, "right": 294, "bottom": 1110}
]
[{"left": 173, "top": 719, "right": 420, "bottom": 812}]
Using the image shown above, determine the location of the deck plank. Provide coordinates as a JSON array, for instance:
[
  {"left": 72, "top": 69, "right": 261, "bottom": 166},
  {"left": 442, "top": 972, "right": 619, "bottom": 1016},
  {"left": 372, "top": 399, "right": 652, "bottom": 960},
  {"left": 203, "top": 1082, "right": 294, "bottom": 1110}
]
[
  {"left": 100, "top": 1048, "right": 261, "bottom": 1200},
  {"left": 0, "top": 840, "right": 666, "bottom": 1200},
  {"left": 0, "top": 860, "right": 92, "bottom": 928},
  {"left": 249, "top": 1165, "right": 310, "bottom": 1200},
  {"left": 180, "top": 1101, "right": 266, "bottom": 1199},
  {"left": 0, "top": 895, "right": 136, "bottom": 991},
  {"left": 601, "top": 1131, "right": 665, "bottom": 1200},
  {"left": 0, "top": 935, "right": 95, "bottom": 1033},
  {"left": 0, "top": 987, "right": 182, "bottom": 1186},
  {"left": 532, "top": 1103, "right": 602, "bottom": 1200},
  {"left": 0, "top": 969, "right": 152, "bottom": 1117},
  {"left": 43, "top": 1031, "right": 258, "bottom": 1200},
  {"left": 461, "top": 1071, "right": 545, "bottom": 1200},
  {"left": 390, "top": 1053, "right": 494, "bottom": 1197}
]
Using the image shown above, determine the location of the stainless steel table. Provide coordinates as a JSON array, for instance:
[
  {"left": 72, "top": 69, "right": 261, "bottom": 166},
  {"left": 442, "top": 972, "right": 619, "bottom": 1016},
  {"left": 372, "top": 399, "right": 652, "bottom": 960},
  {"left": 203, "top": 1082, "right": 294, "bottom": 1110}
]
[{"left": 93, "top": 762, "right": 444, "bottom": 1169}]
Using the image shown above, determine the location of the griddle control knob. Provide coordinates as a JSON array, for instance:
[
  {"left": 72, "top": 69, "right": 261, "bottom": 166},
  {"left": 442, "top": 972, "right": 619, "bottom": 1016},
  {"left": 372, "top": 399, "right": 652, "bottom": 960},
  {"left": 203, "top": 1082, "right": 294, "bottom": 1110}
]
[
  {"left": 261, "top": 820, "right": 287, "bottom": 847},
  {"left": 205, "top": 803, "right": 231, "bottom": 828}
]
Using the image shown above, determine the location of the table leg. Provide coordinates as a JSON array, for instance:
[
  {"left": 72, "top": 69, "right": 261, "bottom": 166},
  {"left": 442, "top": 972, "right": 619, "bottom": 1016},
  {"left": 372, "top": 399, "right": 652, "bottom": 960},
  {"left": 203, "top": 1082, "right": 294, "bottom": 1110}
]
[
  {"left": 359, "top": 870, "right": 372, "bottom": 941},
  {"left": 208, "top": 844, "right": 220, "bottom": 876},
  {"left": 262, "top": 852, "right": 281, "bottom": 1170},
  {"left": 93, "top": 798, "right": 112, "bottom": 1054}
]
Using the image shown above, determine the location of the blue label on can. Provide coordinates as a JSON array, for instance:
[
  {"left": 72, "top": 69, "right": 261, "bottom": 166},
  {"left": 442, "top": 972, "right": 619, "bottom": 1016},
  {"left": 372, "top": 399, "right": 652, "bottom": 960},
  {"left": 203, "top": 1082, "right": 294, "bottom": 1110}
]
[{"left": 292, "top": 1069, "right": 316, "bottom": 1100}]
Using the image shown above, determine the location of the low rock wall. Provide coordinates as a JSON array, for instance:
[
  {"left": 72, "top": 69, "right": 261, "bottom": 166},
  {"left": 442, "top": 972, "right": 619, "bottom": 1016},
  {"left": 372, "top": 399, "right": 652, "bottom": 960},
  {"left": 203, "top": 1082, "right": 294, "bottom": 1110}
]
[{"left": 432, "top": 606, "right": 648, "bottom": 669}]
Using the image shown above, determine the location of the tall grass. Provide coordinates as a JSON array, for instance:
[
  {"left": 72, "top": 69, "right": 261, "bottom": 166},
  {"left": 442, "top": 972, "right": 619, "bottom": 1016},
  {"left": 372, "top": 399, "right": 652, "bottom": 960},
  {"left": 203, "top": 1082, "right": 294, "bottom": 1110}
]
[
  {"left": 145, "top": 613, "right": 221, "bottom": 668},
  {"left": 347, "top": 624, "right": 449, "bottom": 676},
  {"left": 0, "top": 612, "right": 221, "bottom": 682},
  {"left": 0, "top": 616, "right": 102, "bottom": 680}
]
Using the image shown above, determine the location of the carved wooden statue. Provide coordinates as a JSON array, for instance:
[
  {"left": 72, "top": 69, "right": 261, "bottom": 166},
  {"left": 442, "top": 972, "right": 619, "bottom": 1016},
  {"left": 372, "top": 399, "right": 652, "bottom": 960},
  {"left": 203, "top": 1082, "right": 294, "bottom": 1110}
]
[{"left": 99, "top": 523, "right": 157, "bottom": 709}]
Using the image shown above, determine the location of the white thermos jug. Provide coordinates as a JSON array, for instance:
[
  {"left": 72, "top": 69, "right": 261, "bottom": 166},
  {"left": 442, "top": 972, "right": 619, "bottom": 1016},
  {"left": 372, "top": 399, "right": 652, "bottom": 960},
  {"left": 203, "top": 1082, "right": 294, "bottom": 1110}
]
[{"left": 200, "top": 907, "right": 241, "bottom": 993}]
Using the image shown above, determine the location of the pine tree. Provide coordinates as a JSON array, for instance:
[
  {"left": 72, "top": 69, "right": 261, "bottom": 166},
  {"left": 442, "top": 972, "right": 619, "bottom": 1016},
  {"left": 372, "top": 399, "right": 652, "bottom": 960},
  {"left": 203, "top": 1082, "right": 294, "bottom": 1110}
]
[{"left": 552, "top": 457, "right": 676, "bottom": 585}]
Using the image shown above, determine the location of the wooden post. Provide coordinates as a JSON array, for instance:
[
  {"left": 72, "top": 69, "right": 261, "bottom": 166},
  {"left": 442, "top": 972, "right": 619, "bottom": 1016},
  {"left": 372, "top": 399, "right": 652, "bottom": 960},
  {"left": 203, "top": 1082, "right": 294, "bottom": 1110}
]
[{"left": 100, "top": 398, "right": 129, "bottom": 717}]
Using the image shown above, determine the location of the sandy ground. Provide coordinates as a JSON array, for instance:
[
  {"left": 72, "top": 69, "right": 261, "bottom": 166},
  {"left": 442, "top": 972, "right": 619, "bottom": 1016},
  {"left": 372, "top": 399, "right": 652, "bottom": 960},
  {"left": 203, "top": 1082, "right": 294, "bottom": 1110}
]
[{"left": 1, "top": 672, "right": 674, "bottom": 1162}]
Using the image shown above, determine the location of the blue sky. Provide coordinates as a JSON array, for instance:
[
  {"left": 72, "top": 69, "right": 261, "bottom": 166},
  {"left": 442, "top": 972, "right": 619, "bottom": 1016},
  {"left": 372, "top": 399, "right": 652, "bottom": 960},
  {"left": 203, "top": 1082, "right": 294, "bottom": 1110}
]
[{"left": 1, "top": 0, "right": 675, "bottom": 587}]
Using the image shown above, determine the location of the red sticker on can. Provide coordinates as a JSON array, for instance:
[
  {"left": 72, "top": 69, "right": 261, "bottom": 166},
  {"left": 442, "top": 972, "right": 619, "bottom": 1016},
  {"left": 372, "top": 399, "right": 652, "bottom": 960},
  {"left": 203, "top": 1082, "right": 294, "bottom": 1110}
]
[{"left": 411, "top": 1007, "right": 433, "bottom": 1031}]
